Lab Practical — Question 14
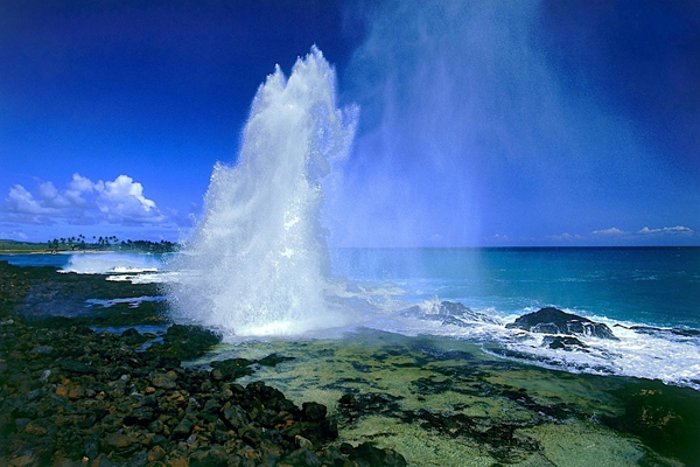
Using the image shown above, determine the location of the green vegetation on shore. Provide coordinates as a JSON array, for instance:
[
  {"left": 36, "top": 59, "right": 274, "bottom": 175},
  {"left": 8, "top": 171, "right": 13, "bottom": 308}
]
[
  {"left": 0, "top": 237, "right": 179, "bottom": 254},
  {"left": 0, "top": 240, "right": 46, "bottom": 253}
]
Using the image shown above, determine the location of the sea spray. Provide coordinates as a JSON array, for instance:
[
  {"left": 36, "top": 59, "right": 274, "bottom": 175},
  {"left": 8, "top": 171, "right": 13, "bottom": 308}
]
[
  {"left": 169, "top": 47, "right": 358, "bottom": 336},
  {"left": 60, "top": 252, "right": 162, "bottom": 274}
]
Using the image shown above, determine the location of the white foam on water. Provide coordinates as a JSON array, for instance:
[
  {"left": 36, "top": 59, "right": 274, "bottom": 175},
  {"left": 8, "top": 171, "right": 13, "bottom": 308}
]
[
  {"left": 360, "top": 301, "right": 700, "bottom": 391},
  {"left": 60, "top": 253, "right": 163, "bottom": 275},
  {"left": 497, "top": 327, "right": 700, "bottom": 390},
  {"left": 106, "top": 271, "right": 182, "bottom": 284},
  {"left": 86, "top": 296, "right": 165, "bottom": 308}
]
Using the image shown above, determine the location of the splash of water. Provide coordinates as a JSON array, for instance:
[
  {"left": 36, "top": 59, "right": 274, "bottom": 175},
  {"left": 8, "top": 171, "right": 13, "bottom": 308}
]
[
  {"left": 61, "top": 252, "right": 162, "bottom": 274},
  {"left": 169, "top": 47, "right": 358, "bottom": 337}
]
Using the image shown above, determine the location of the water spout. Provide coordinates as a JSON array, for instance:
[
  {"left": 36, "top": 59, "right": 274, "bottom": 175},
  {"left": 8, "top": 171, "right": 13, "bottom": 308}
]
[{"left": 169, "top": 47, "right": 357, "bottom": 337}]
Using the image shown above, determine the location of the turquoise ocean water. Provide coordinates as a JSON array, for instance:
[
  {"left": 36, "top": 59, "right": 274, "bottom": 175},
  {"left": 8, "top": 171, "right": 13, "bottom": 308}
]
[
  {"left": 3, "top": 247, "right": 698, "bottom": 329},
  {"left": 330, "top": 247, "right": 700, "bottom": 329}
]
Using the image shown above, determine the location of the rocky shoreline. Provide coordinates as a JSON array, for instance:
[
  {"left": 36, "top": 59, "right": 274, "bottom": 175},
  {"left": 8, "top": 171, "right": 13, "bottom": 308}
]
[
  {"left": 0, "top": 261, "right": 406, "bottom": 466},
  {"left": 0, "top": 318, "right": 407, "bottom": 466},
  {"left": 3, "top": 260, "right": 700, "bottom": 466}
]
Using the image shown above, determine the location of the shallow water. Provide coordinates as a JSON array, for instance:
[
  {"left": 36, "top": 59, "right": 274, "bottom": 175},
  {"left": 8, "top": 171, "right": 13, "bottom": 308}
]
[
  {"left": 189, "top": 329, "right": 698, "bottom": 465},
  {"left": 0, "top": 252, "right": 71, "bottom": 268}
]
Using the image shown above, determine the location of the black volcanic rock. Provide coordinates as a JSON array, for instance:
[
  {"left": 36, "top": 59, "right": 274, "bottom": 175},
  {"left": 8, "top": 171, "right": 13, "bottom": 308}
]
[
  {"left": 506, "top": 307, "right": 617, "bottom": 340},
  {"left": 346, "top": 442, "right": 408, "bottom": 467},
  {"left": 541, "top": 335, "right": 589, "bottom": 351},
  {"left": 614, "top": 324, "right": 700, "bottom": 338},
  {"left": 0, "top": 315, "right": 407, "bottom": 466},
  {"left": 210, "top": 357, "right": 255, "bottom": 380},
  {"left": 401, "top": 300, "right": 499, "bottom": 326}
]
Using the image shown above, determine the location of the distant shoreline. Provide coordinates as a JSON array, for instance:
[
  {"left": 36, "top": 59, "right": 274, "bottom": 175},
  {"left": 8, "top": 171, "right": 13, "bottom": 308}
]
[
  {"left": 0, "top": 249, "right": 116, "bottom": 255},
  {"left": 0, "top": 239, "right": 179, "bottom": 254},
  {"left": 3, "top": 246, "right": 700, "bottom": 254}
]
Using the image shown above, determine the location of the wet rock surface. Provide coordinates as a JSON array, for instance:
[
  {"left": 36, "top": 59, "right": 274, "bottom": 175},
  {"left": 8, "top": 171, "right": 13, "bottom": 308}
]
[
  {"left": 602, "top": 381, "right": 700, "bottom": 465},
  {"left": 0, "top": 261, "right": 406, "bottom": 466},
  {"left": 506, "top": 307, "right": 618, "bottom": 340},
  {"left": 401, "top": 300, "right": 500, "bottom": 326},
  {"left": 541, "top": 335, "right": 589, "bottom": 351},
  {"left": 614, "top": 323, "right": 700, "bottom": 338},
  {"left": 334, "top": 347, "right": 578, "bottom": 464}
]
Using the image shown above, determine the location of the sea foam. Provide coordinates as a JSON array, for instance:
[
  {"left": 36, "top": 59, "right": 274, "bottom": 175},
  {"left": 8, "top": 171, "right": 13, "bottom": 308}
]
[{"left": 60, "top": 253, "right": 162, "bottom": 275}]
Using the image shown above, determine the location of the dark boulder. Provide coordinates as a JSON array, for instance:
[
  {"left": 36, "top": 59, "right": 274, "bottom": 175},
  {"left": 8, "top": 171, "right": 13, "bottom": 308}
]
[
  {"left": 221, "top": 403, "right": 249, "bottom": 430},
  {"left": 541, "top": 335, "right": 589, "bottom": 352},
  {"left": 506, "top": 307, "right": 617, "bottom": 340},
  {"left": 123, "top": 407, "right": 156, "bottom": 426},
  {"left": 257, "top": 352, "right": 294, "bottom": 367},
  {"left": 345, "top": 442, "right": 408, "bottom": 467},
  {"left": 144, "top": 323, "right": 222, "bottom": 363},
  {"left": 210, "top": 357, "right": 255, "bottom": 380},
  {"left": 282, "top": 447, "right": 322, "bottom": 466},
  {"left": 614, "top": 324, "right": 700, "bottom": 338},
  {"left": 150, "top": 371, "right": 177, "bottom": 389},
  {"left": 57, "top": 358, "right": 98, "bottom": 375},
  {"left": 302, "top": 402, "right": 327, "bottom": 422},
  {"left": 160, "top": 324, "right": 222, "bottom": 360},
  {"left": 102, "top": 432, "right": 136, "bottom": 451},
  {"left": 172, "top": 419, "right": 193, "bottom": 438},
  {"left": 189, "top": 446, "right": 229, "bottom": 467}
]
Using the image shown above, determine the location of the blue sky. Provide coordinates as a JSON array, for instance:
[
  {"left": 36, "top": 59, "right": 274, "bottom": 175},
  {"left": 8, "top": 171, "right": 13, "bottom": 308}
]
[{"left": 1, "top": 0, "right": 698, "bottom": 246}]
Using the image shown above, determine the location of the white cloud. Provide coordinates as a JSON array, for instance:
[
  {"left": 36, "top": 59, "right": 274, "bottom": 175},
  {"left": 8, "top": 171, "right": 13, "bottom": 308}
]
[
  {"left": 547, "top": 232, "right": 584, "bottom": 241},
  {"left": 37, "top": 181, "right": 72, "bottom": 209},
  {"left": 0, "top": 230, "right": 28, "bottom": 240},
  {"left": 95, "top": 175, "right": 163, "bottom": 223},
  {"left": 3, "top": 173, "right": 167, "bottom": 226},
  {"left": 64, "top": 173, "right": 95, "bottom": 206},
  {"left": 6, "top": 184, "right": 49, "bottom": 218},
  {"left": 591, "top": 227, "right": 626, "bottom": 236},
  {"left": 638, "top": 225, "right": 694, "bottom": 236}
]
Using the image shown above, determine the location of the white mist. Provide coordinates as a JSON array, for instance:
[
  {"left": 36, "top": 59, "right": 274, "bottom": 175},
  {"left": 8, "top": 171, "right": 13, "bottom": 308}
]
[{"left": 169, "top": 47, "right": 357, "bottom": 337}]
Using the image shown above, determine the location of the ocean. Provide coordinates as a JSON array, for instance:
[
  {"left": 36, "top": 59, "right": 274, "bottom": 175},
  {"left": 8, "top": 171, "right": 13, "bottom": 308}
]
[
  {"left": 330, "top": 247, "right": 700, "bottom": 329},
  {"left": 6, "top": 247, "right": 698, "bottom": 328}
]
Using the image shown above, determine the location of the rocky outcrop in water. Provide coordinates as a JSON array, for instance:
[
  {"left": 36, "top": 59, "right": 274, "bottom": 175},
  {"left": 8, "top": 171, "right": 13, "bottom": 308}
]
[
  {"left": 614, "top": 323, "right": 700, "bottom": 338},
  {"left": 541, "top": 335, "right": 589, "bottom": 351},
  {"left": 401, "top": 300, "right": 499, "bottom": 326},
  {"left": 506, "top": 307, "right": 617, "bottom": 340}
]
